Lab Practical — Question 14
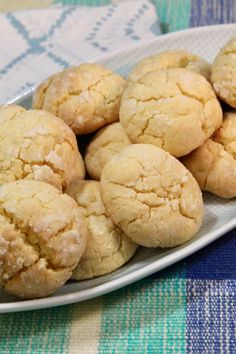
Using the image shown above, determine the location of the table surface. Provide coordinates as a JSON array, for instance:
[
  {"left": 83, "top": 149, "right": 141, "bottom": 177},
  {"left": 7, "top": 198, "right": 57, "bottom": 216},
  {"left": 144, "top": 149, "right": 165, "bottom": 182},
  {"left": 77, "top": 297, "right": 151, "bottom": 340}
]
[{"left": 0, "top": 1, "right": 236, "bottom": 354}]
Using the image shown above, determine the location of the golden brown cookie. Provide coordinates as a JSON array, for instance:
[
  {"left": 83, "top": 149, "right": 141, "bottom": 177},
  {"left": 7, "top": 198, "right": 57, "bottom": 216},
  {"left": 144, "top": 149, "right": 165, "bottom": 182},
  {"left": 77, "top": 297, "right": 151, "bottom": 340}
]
[
  {"left": 128, "top": 50, "right": 211, "bottom": 82},
  {"left": 101, "top": 144, "right": 203, "bottom": 248},
  {"left": 66, "top": 180, "right": 137, "bottom": 280},
  {"left": 85, "top": 123, "right": 131, "bottom": 180},
  {"left": 32, "top": 63, "right": 126, "bottom": 134},
  {"left": 0, "top": 180, "right": 88, "bottom": 299},
  {"left": 182, "top": 112, "right": 236, "bottom": 198},
  {"left": 211, "top": 36, "right": 236, "bottom": 108},
  {"left": 120, "top": 68, "right": 222, "bottom": 157},
  {"left": 0, "top": 105, "right": 85, "bottom": 190}
]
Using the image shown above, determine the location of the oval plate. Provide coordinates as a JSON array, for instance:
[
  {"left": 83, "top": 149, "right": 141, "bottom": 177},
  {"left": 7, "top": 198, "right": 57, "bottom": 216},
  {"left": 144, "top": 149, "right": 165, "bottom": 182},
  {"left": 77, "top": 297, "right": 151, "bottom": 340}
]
[{"left": 1, "top": 24, "right": 236, "bottom": 313}]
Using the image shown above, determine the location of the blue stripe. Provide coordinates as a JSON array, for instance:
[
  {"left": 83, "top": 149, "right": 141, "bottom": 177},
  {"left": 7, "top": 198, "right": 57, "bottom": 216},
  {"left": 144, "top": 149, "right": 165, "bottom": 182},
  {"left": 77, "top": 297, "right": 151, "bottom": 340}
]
[
  {"left": 3, "top": 8, "right": 75, "bottom": 76},
  {"left": 6, "top": 7, "right": 76, "bottom": 44},
  {"left": 47, "top": 51, "right": 70, "bottom": 67},
  {"left": 36, "top": 6, "right": 76, "bottom": 42},
  {"left": 6, "top": 13, "right": 32, "bottom": 42},
  {"left": 85, "top": 5, "right": 116, "bottom": 51},
  {"left": 186, "top": 279, "right": 236, "bottom": 353},
  {"left": 186, "top": 229, "right": 236, "bottom": 280},
  {"left": 0, "top": 47, "right": 44, "bottom": 78},
  {"left": 190, "top": 0, "right": 236, "bottom": 26}
]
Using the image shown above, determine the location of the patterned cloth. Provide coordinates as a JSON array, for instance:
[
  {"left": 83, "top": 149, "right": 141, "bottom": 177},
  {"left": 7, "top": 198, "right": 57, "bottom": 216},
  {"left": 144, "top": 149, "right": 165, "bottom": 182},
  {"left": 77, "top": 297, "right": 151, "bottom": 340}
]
[
  {"left": 0, "top": 0, "right": 160, "bottom": 103},
  {"left": 1, "top": 1, "right": 236, "bottom": 353}
]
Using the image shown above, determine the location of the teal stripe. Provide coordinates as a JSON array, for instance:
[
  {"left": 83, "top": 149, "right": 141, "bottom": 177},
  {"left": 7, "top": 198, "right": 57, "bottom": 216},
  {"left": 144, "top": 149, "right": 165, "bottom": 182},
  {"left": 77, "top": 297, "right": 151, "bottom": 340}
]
[
  {"left": 55, "top": 0, "right": 111, "bottom": 5},
  {"left": 0, "top": 305, "right": 73, "bottom": 354},
  {"left": 99, "top": 265, "right": 187, "bottom": 354},
  {"left": 152, "top": 0, "right": 191, "bottom": 32},
  {"left": 56, "top": 0, "right": 191, "bottom": 32}
]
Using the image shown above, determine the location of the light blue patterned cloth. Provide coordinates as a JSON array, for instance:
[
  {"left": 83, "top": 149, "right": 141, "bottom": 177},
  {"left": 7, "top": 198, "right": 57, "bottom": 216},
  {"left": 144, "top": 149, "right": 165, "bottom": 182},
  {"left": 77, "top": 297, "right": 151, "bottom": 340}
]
[{"left": 0, "top": 0, "right": 161, "bottom": 103}]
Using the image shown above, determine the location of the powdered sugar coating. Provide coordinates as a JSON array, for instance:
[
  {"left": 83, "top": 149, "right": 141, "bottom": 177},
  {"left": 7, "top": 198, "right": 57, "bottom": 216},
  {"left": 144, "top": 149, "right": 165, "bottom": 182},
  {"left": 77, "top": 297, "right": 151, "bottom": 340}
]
[
  {"left": 0, "top": 180, "right": 88, "bottom": 299},
  {"left": 0, "top": 105, "right": 85, "bottom": 190},
  {"left": 33, "top": 63, "right": 126, "bottom": 134},
  {"left": 67, "top": 180, "right": 137, "bottom": 280},
  {"left": 101, "top": 144, "right": 203, "bottom": 248}
]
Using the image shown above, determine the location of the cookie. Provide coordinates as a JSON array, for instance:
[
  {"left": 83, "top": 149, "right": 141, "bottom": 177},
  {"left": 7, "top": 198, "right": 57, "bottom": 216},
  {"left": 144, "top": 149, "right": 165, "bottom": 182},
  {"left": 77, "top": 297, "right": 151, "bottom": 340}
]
[
  {"left": 66, "top": 180, "right": 137, "bottom": 280},
  {"left": 0, "top": 105, "right": 85, "bottom": 190},
  {"left": 101, "top": 144, "right": 203, "bottom": 248},
  {"left": 211, "top": 36, "right": 236, "bottom": 108},
  {"left": 85, "top": 123, "right": 131, "bottom": 180},
  {"left": 128, "top": 50, "right": 211, "bottom": 82},
  {"left": 32, "top": 63, "right": 126, "bottom": 134},
  {"left": 182, "top": 112, "right": 236, "bottom": 198},
  {"left": 0, "top": 180, "right": 88, "bottom": 299},
  {"left": 120, "top": 68, "right": 222, "bottom": 157}
]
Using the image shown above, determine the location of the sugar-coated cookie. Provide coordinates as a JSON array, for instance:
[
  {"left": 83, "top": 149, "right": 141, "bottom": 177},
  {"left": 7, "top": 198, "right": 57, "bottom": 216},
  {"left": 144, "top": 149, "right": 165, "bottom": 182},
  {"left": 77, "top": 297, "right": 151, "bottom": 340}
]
[
  {"left": 66, "top": 180, "right": 137, "bottom": 280},
  {"left": 128, "top": 50, "right": 211, "bottom": 82},
  {"left": 101, "top": 144, "right": 203, "bottom": 248},
  {"left": 211, "top": 37, "right": 236, "bottom": 108},
  {"left": 0, "top": 180, "right": 88, "bottom": 299},
  {"left": 182, "top": 112, "right": 236, "bottom": 198},
  {"left": 0, "top": 105, "right": 85, "bottom": 190},
  {"left": 33, "top": 64, "right": 126, "bottom": 134},
  {"left": 85, "top": 123, "right": 131, "bottom": 180},
  {"left": 120, "top": 68, "right": 222, "bottom": 157}
]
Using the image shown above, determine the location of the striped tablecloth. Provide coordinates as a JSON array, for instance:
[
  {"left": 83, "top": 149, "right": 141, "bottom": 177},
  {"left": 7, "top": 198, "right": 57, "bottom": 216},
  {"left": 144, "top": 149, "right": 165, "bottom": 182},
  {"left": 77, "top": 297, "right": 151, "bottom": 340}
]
[{"left": 1, "top": 1, "right": 236, "bottom": 353}]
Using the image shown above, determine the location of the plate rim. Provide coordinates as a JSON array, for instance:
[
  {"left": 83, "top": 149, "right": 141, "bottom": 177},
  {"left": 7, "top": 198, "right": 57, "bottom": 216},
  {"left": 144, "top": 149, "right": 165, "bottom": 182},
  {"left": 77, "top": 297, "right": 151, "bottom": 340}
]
[
  {"left": 2, "top": 23, "right": 236, "bottom": 313},
  {"left": 1, "top": 217, "right": 236, "bottom": 313}
]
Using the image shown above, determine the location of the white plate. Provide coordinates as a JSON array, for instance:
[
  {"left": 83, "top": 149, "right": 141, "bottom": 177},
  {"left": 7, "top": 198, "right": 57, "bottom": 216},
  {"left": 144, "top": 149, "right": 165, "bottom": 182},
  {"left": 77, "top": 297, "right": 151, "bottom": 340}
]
[{"left": 1, "top": 24, "right": 236, "bottom": 313}]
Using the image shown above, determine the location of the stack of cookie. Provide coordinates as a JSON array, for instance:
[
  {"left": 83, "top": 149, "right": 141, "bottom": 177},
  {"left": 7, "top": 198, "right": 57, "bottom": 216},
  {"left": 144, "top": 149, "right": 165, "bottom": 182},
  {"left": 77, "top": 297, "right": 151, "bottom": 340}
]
[{"left": 1, "top": 36, "right": 236, "bottom": 299}]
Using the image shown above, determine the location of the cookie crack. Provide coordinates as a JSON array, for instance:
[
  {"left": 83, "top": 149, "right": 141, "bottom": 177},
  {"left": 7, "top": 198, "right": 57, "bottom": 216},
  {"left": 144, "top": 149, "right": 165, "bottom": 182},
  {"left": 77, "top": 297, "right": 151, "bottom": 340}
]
[
  {"left": 0, "top": 208, "right": 40, "bottom": 254},
  {"left": 2, "top": 259, "right": 39, "bottom": 289},
  {"left": 175, "top": 82, "right": 206, "bottom": 105},
  {"left": 0, "top": 134, "right": 78, "bottom": 187},
  {"left": 18, "top": 144, "right": 70, "bottom": 182},
  {"left": 214, "top": 136, "right": 236, "bottom": 160},
  {"left": 201, "top": 142, "right": 219, "bottom": 190},
  {"left": 0, "top": 207, "right": 73, "bottom": 276},
  {"left": 81, "top": 230, "right": 123, "bottom": 263},
  {"left": 54, "top": 71, "right": 113, "bottom": 118},
  {"left": 178, "top": 203, "right": 196, "bottom": 222},
  {"left": 110, "top": 179, "right": 182, "bottom": 201},
  {"left": 175, "top": 82, "right": 208, "bottom": 133},
  {"left": 0, "top": 209, "right": 40, "bottom": 284}
]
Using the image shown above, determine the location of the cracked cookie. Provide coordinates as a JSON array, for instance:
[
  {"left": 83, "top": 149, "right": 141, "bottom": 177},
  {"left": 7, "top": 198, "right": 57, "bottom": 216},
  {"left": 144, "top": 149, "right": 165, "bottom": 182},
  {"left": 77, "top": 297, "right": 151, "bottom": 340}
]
[
  {"left": 101, "top": 144, "right": 203, "bottom": 248},
  {"left": 85, "top": 123, "right": 131, "bottom": 180},
  {"left": 66, "top": 180, "right": 137, "bottom": 280},
  {"left": 32, "top": 63, "right": 126, "bottom": 134},
  {"left": 120, "top": 68, "right": 222, "bottom": 157},
  {"left": 128, "top": 50, "right": 211, "bottom": 82},
  {"left": 0, "top": 180, "right": 88, "bottom": 299},
  {"left": 0, "top": 105, "right": 85, "bottom": 190},
  {"left": 182, "top": 112, "right": 236, "bottom": 198},
  {"left": 211, "top": 36, "right": 236, "bottom": 108}
]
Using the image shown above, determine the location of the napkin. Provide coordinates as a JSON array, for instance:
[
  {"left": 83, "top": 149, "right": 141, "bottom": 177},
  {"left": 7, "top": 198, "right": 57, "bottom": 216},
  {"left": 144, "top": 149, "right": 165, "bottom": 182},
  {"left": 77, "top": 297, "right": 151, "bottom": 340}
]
[{"left": 0, "top": 0, "right": 161, "bottom": 103}]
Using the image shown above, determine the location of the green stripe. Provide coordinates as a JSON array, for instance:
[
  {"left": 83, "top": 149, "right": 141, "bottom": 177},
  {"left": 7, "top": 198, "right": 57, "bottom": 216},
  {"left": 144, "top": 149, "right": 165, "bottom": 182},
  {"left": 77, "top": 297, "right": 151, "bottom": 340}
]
[
  {"left": 0, "top": 305, "right": 73, "bottom": 354},
  {"left": 55, "top": 0, "right": 111, "bottom": 5},
  {"left": 99, "top": 265, "right": 187, "bottom": 354},
  {"left": 152, "top": 0, "right": 191, "bottom": 32}
]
